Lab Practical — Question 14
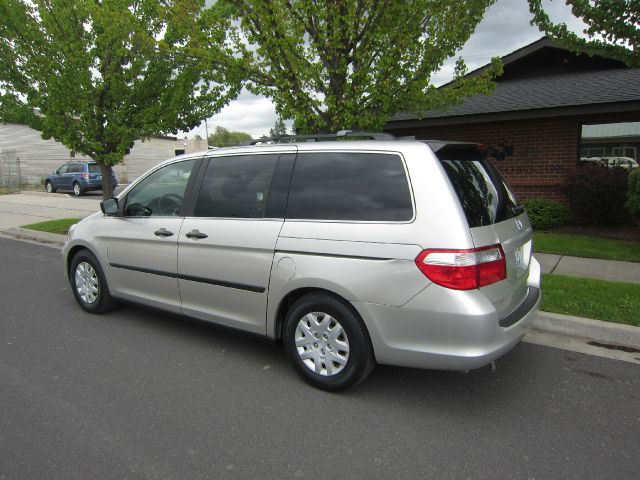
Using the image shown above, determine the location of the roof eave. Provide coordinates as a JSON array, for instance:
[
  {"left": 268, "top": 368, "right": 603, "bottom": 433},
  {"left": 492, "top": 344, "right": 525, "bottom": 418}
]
[{"left": 385, "top": 101, "right": 640, "bottom": 130}]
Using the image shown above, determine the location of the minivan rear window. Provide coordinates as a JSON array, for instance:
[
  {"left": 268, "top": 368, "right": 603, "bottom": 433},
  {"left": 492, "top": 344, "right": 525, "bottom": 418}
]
[
  {"left": 88, "top": 164, "right": 102, "bottom": 174},
  {"left": 436, "top": 145, "right": 523, "bottom": 227}
]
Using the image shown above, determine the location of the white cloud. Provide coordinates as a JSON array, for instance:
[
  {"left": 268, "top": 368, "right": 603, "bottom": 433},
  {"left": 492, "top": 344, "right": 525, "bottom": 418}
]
[
  {"left": 432, "top": 0, "right": 587, "bottom": 85},
  {"left": 183, "top": 89, "right": 280, "bottom": 139}
]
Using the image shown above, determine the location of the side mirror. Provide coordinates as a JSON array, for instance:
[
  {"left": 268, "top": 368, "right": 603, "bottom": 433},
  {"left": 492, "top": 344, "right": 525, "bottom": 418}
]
[
  {"left": 54, "top": 169, "right": 59, "bottom": 174},
  {"left": 100, "top": 198, "right": 119, "bottom": 216}
]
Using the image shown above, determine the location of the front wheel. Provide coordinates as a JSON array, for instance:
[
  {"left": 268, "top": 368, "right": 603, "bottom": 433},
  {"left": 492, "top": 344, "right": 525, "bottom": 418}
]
[
  {"left": 72, "top": 182, "right": 83, "bottom": 196},
  {"left": 283, "top": 293, "right": 375, "bottom": 391},
  {"left": 45, "top": 181, "right": 56, "bottom": 193},
  {"left": 69, "top": 250, "right": 117, "bottom": 313}
]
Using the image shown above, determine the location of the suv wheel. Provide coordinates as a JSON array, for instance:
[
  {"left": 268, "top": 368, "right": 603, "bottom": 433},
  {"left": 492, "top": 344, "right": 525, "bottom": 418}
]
[
  {"left": 72, "top": 182, "right": 83, "bottom": 196},
  {"left": 45, "top": 181, "right": 56, "bottom": 193},
  {"left": 70, "top": 250, "right": 117, "bottom": 313},
  {"left": 283, "top": 293, "right": 375, "bottom": 391}
]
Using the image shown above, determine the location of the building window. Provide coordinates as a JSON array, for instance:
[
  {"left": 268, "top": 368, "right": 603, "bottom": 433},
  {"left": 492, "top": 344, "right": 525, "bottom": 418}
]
[{"left": 580, "top": 121, "right": 640, "bottom": 168}]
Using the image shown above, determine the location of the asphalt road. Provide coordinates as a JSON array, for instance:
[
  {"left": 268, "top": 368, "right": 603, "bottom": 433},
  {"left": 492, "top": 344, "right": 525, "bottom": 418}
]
[{"left": 1, "top": 237, "right": 638, "bottom": 480}]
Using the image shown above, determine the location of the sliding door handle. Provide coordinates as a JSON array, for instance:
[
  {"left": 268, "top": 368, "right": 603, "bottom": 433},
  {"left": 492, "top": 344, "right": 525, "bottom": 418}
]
[{"left": 185, "top": 229, "right": 208, "bottom": 239}]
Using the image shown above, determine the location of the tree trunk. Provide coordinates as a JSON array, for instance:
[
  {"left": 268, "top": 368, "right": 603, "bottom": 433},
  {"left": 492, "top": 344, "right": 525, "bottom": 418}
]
[{"left": 99, "top": 162, "right": 114, "bottom": 199}]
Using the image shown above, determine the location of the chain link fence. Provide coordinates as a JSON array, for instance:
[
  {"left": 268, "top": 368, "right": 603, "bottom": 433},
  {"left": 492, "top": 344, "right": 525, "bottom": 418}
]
[{"left": 0, "top": 150, "right": 22, "bottom": 191}]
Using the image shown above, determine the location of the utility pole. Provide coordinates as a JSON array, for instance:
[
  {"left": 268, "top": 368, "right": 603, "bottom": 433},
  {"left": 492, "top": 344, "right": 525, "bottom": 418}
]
[{"left": 204, "top": 119, "right": 209, "bottom": 148}]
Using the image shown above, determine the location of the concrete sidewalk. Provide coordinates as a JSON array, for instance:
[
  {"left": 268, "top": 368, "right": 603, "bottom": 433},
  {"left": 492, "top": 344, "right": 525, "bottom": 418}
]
[
  {"left": 0, "top": 191, "right": 101, "bottom": 229},
  {"left": 536, "top": 252, "right": 640, "bottom": 284}
]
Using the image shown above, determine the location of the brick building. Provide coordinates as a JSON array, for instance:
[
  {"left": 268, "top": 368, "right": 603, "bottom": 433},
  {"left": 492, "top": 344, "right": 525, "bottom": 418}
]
[{"left": 385, "top": 37, "right": 640, "bottom": 203}]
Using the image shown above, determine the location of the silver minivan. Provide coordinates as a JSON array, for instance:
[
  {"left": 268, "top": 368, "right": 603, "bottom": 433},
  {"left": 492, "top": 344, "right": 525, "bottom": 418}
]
[{"left": 63, "top": 133, "right": 540, "bottom": 390}]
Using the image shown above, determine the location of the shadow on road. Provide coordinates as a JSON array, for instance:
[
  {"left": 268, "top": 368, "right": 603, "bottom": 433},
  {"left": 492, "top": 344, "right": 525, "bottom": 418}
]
[{"left": 101, "top": 299, "right": 541, "bottom": 412}]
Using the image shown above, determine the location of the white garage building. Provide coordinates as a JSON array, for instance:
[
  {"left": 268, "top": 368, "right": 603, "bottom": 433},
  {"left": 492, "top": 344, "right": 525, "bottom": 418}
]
[{"left": 0, "top": 122, "right": 207, "bottom": 188}]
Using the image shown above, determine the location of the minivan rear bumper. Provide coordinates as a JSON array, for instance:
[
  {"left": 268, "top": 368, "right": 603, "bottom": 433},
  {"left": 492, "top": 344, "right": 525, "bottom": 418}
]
[{"left": 353, "top": 257, "right": 541, "bottom": 371}]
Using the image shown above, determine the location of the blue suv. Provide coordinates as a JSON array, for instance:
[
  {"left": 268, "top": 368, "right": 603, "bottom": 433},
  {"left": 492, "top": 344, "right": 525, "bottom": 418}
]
[{"left": 45, "top": 161, "right": 117, "bottom": 196}]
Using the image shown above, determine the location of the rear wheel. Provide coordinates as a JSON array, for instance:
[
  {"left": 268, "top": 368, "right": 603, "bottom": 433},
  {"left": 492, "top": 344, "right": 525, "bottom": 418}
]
[
  {"left": 284, "top": 293, "right": 375, "bottom": 391},
  {"left": 72, "top": 182, "right": 83, "bottom": 196},
  {"left": 69, "top": 250, "right": 117, "bottom": 313},
  {"left": 45, "top": 181, "right": 56, "bottom": 193}
]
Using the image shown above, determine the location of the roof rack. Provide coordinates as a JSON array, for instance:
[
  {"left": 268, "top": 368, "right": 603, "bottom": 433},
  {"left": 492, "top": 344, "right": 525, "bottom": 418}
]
[{"left": 250, "top": 130, "right": 396, "bottom": 145}]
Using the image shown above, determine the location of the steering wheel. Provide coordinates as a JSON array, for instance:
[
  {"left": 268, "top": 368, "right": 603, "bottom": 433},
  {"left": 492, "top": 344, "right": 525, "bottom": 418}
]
[{"left": 158, "top": 193, "right": 183, "bottom": 216}]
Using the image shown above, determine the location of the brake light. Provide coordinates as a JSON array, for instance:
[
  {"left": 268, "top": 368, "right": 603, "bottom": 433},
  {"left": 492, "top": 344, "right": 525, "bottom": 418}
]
[
  {"left": 82, "top": 172, "right": 89, "bottom": 179},
  {"left": 415, "top": 244, "right": 506, "bottom": 290}
]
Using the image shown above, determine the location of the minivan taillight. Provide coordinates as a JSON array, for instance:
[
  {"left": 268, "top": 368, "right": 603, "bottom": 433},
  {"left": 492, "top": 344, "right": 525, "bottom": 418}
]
[
  {"left": 82, "top": 172, "right": 89, "bottom": 179},
  {"left": 415, "top": 244, "right": 506, "bottom": 290}
]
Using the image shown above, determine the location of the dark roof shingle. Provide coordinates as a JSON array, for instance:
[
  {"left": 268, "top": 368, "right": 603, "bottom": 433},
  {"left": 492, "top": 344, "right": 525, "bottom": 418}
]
[{"left": 392, "top": 69, "right": 640, "bottom": 121}]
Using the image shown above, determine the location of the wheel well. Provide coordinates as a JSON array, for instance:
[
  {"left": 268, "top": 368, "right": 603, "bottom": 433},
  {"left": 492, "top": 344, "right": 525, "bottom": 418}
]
[
  {"left": 274, "top": 287, "right": 369, "bottom": 343},
  {"left": 66, "top": 245, "right": 90, "bottom": 275}
]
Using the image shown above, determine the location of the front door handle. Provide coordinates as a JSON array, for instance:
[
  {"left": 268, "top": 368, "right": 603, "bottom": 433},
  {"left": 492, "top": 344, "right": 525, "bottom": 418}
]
[
  {"left": 154, "top": 228, "right": 174, "bottom": 237},
  {"left": 185, "top": 229, "right": 208, "bottom": 239}
]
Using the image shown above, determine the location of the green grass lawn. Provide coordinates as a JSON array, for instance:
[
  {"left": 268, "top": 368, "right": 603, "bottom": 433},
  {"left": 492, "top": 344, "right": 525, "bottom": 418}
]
[
  {"left": 534, "top": 232, "right": 640, "bottom": 262},
  {"left": 0, "top": 187, "right": 16, "bottom": 195},
  {"left": 541, "top": 273, "right": 640, "bottom": 326},
  {"left": 22, "top": 218, "right": 81, "bottom": 235}
]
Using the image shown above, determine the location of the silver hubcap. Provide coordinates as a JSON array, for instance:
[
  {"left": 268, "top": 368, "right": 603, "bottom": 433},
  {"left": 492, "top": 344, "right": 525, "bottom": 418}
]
[
  {"left": 74, "top": 262, "right": 99, "bottom": 304},
  {"left": 295, "top": 312, "right": 349, "bottom": 376},
  {"left": 46, "top": 183, "right": 52, "bottom": 192},
  {"left": 73, "top": 184, "right": 80, "bottom": 195}
]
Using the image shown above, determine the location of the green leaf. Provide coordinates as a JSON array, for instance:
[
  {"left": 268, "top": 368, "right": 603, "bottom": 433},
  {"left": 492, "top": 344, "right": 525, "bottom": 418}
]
[
  {"left": 0, "top": 0, "right": 244, "bottom": 198},
  {"left": 528, "top": 0, "right": 639, "bottom": 68},
  {"left": 219, "top": 0, "right": 499, "bottom": 133}
]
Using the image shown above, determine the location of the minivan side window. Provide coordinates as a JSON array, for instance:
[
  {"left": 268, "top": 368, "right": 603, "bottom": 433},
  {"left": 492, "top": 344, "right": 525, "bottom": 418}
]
[
  {"left": 287, "top": 152, "right": 413, "bottom": 221},
  {"left": 194, "top": 154, "right": 279, "bottom": 218},
  {"left": 124, "top": 159, "right": 196, "bottom": 217}
]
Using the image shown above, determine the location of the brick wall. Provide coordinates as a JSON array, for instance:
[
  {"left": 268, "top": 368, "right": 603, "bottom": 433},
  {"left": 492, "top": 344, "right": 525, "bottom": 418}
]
[{"left": 391, "top": 111, "right": 640, "bottom": 203}]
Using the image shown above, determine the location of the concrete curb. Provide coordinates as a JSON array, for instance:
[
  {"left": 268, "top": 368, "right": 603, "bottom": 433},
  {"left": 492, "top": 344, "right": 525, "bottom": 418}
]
[
  {"left": 533, "top": 311, "right": 640, "bottom": 350},
  {"left": 1, "top": 227, "right": 66, "bottom": 246}
]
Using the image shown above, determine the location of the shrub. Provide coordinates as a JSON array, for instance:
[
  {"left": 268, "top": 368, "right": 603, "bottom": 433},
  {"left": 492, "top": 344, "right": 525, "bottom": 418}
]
[
  {"left": 566, "top": 163, "right": 629, "bottom": 226},
  {"left": 627, "top": 169, "right": 640, "bottom": 219},
  {"left": 523, "top": 198, "right": 569, "bottom": 230}
]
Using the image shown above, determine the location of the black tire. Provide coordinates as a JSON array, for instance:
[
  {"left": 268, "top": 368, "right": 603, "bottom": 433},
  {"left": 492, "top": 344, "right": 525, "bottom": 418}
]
[
  {"left": 72, "top": 182, "right": 83, "bottom": 196},
  {"left": 283, "top": 293, "right": 375, "bottom": 391},
  {"left": 45, "top": 181, "right": 56, "bottom": 193},
  {"left": 69, "top": 250, "right": 117, "bottom": 314}
]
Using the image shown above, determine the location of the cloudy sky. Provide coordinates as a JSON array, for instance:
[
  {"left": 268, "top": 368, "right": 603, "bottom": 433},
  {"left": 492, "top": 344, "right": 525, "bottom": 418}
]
[{"left": 186, "top": 0, "right": 585, "bottom": 139}]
